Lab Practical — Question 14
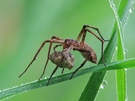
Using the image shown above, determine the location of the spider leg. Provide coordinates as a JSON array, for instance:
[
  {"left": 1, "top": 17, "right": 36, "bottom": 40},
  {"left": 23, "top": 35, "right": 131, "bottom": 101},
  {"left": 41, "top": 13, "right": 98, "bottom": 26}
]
[
  {"left": 84, "top": 29, "right": 107, "bottom": 66},
  {"left": 81, "top": 28, "right": 107, "bottom": 66},
  {"left": 70, "top": 47, "right": 90, "bottom": 79},
  {"left": 86, "top": 25, "right": 109, "bottom": 42},
  {"left": 61, "top": 68, "right": 64, "bottom": 74},
  {"left": 52, "top": 36, "right": 63, "bottom": 54},
  {"left": 47, "top": 56, "right": 65, "bottom": 86},
  {"left": 53, "top": 44, "right": 62, "bottom": 52},
  {"left": 53, "top": 44, "right": 64, "bottom": 74},
  {"left": 70, "top": 59, "right": 87, "bottom": 79},
  {"left": 38, "top": 41, "right": 53, "bottom": 80},
  {"left": 19, "top": 40, "right": 50, "bottom": 78},
  {"left": 77, "top": 25, "right": 109, "bottom": 66},
  {"left": 38, "top": 37, "right": 64, "bottom": 80},
  {"left": 19, "top": 36, "right": 64, "bottom": 79},
  {"left": 61, "top": 46, "right": 74, "bottom": 74},
  {"left": 77, "top": 25, "right": 87, "bottom": 42},
  {"left": 77, "top": 25, "right": 109, "bottom": 42}
]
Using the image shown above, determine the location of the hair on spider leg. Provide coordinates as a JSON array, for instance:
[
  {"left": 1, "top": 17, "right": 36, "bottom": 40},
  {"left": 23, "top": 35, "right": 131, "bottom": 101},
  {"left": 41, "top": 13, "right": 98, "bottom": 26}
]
[{"left": 19, "top": 24, "right": 109, "bottom": 86}]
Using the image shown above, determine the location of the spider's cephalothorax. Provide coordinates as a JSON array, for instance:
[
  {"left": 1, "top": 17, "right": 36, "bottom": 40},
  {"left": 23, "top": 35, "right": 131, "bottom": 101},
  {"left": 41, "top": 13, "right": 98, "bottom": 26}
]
[
  {"left": 19, "top": 25, "right": 109, "bottom": 85},
  {"left": 63, "top": 38, "right": 79, "bottom": 49},
  {"left": 63, "top": 38, "right": 97, "bottom": 63}
]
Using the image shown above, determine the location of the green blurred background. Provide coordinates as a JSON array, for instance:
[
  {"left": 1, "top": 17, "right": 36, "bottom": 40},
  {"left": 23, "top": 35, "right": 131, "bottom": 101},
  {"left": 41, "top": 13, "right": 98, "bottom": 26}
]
[{"left": 0, "top": 0, "right": 135, "bottom": 101}]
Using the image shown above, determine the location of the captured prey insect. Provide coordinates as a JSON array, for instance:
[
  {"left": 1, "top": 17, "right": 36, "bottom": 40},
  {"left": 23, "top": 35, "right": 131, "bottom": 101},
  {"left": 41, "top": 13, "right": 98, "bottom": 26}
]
[
  {"left": 19, "top": 25, "right": 109, "bottom": 85},
  {"left": 50, "top": 51, "right": 75, "bottom": 70}
]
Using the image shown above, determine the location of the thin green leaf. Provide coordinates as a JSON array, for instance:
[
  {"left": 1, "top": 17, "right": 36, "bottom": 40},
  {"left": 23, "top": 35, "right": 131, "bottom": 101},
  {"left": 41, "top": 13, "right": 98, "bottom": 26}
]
[
  {"left": 116, "top": 69, "right": 127, "bottom": 101},
  {"left": 79, "top": 0, "right": 135, "bottom": 101},
  {"left": 109, "top": 0, "right": 135, "bottom": 101},
  {"left": 0, "top": 58, "right": 135, "bottom": 100},
  {"left": 109, "top": 0, "right": 126, "bottom": 101},
  {"left": 79, "top": 31, "right": 117, "bottom": 101}
]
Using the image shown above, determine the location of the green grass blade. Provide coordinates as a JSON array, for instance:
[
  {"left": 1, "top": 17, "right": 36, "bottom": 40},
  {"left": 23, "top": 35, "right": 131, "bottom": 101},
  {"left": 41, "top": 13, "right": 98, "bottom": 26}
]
[
  {"left": 79, "top": 30, "right": 117, "bottom": 101},
  {"left": 109, "top": 0, "right": 135, "bottom": 101},
  {"left": 0, "top": 58, "right": 135, "bottom": 100},
  {"left": 0, "top": 1, "right": 134, "bottom": 101},
  {"left": 116, "top": 69, "right": 127, "bottom": 101},
  {"left": 109, "top": 0, "right": 126, "bottom": 101},
  {"left": 79, "top": 0, "right": 134, "bottom": 101}
]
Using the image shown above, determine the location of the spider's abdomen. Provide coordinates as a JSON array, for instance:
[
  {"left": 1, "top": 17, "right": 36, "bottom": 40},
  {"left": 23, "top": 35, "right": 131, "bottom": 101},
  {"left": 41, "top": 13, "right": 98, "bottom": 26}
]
[{"left": 80, "top": 43, "right": 97, "bottom": 64}]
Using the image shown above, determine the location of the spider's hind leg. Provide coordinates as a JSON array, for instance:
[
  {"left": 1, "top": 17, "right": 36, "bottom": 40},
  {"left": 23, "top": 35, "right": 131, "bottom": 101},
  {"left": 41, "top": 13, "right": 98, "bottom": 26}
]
[{"left": 70, "top": 59, "right": 87, "bottom": 79}]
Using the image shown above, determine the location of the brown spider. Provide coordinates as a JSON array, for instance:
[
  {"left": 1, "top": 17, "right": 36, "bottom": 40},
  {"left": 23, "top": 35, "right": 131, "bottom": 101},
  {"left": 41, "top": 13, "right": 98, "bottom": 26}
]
[{"left": 19, "top": 25, "right": 109, "bottom": 85}]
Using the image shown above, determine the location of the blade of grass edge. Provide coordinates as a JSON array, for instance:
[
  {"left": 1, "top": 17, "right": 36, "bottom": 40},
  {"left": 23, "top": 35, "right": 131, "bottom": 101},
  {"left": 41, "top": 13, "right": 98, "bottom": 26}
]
[
  {"left": 79, "top": 0, "right": 134, "bottom": 101},
  {"left": 0, "top": 58, "right": 135, "bottom": 100},
  {"left": 109, "top": 0, "right": 135, "bottom": 101},
  {"left": 79, "top": 28, "right": 117, "bottom": 101},
  {"left": 117, "top": 0, "right": 135, "bottom": 100},
  {"left": 0, "top": 0, "right": 134, "bottom": 100},
  {"left": 109, "top": 0, "right": 126, "bottom": 101}
]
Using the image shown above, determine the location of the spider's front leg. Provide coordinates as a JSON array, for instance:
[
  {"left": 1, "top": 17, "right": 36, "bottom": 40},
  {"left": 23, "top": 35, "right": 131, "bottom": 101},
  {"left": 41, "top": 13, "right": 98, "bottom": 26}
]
[
  {"left": 38, "top": 37, "right": 64, "bottom": 80},
  {"left": 19, "top": 36, "right": 64, "bottom": 80},
  {"left": 19, "top": 39, "right": 51, "bottom": 78}
]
